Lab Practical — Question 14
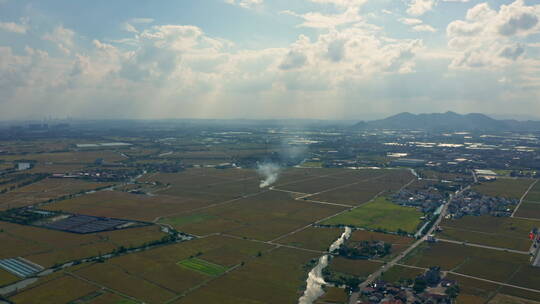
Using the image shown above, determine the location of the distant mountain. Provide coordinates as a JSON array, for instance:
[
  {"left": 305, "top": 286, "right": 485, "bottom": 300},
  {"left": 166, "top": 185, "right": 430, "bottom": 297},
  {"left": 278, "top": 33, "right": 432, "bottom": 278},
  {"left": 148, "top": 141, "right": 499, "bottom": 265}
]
[{"left": 353, "top": 111, "right": 540, "bottom": 131}]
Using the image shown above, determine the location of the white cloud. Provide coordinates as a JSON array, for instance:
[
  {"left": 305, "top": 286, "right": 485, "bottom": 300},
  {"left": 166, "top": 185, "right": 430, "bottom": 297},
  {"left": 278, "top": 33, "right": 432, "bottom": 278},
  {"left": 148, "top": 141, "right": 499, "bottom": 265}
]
[
  {"left": 130, "top": 18, "right": 154, "bottom": 24},
  {"left": 407, "top": 0, "right": 435, "bottom": 17},
  {"left": 308, "top": 0, "right": 367, "bottom": 9},
  {"left": 122, "top": 23, "right": 138, "bottom": 33},
  {"left": 0, "top": 18, "right": 28, "bottom": 34},
  {"left": 446, "top": 0, "right": 540, "bottom": 69},
  {"left": 42, "top": 26, "right": 75, "bottom": 54},
  {"left": 225, "top": 0, "right": 263, "bottom": 9},
  {"left": 282, "top": 7, "right": 363, "bottom": 29},
  {"left": 400, "top": 18, "right": 423, "bottom": 25},
  {"left": 413, "top": 24, "right": 437, "bottom": 32}
]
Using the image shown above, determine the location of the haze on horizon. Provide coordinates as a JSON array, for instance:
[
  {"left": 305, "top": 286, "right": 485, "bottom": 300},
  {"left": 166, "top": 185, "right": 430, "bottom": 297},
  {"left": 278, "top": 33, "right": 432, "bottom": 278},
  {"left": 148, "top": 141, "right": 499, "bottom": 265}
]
[{"left": 1, "top": 0, "right": 540, "bottom": 120}]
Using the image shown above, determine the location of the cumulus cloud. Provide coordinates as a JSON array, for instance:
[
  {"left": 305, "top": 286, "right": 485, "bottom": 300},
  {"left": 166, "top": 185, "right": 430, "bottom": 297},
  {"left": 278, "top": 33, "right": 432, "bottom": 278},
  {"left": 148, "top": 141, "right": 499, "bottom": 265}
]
[
  {"left": 282, "top": 7, "right": 363, "bottom": 29},
  {"left": 413, "top": 24, "right": 436, "bottom": 32},
  {"left": 42, "top": 26, "right": 75, "bottom": 54},
  {"left": 407, "top": 0, "right": 435, "bottom": 17},
  {"left": 400, "top": 18, "right": 423, "bottom": 26},
  {"left": 447, "top": 0, "right": 540, "bottom": 69},
  {"left": 0, "top": 18, "right": 28, "bottom": 34},
  {"left": 399, "top": 17, "right": 436, "bottom": 32}
]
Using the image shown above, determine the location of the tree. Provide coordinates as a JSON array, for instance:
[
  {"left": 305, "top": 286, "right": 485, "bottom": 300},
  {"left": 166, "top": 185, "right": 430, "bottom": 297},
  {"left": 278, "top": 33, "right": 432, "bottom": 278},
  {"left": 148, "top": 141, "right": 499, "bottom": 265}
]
[
  {"left": 445, "top": 284, "right": 460, "bottom": 299},
  {"left": 413, "top": 277, "right": 427, "bottom": 294}
]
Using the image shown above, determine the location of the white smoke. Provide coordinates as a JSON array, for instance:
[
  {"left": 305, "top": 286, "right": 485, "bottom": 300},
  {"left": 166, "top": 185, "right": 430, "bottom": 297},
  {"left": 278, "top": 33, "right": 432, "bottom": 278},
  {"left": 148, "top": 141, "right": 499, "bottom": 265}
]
[
  {"left": 257, "top": 163, "right": 281, "bottom": 188},
  {"left": 329, "top": 226, "right": 352, "bottom": 253},
  {"left": 298, "top": 255, "right": 329, "bottom": 304},
  {"left": 298, "top": 227, "right": 352, "bottom": 304}
]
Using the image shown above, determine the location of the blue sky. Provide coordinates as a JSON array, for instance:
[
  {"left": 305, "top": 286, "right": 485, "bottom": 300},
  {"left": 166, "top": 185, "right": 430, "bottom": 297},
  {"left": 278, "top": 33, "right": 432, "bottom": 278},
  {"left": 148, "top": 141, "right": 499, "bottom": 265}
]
[{"left": 1, "top": 0, "right": 540, "bottom": 120}]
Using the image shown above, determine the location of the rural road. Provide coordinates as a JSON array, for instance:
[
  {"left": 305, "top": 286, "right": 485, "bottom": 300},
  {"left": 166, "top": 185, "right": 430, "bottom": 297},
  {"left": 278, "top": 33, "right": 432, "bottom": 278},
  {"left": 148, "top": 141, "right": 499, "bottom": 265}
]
[
  {"left": 511, "top": 179, "right": 538, "bottom": 217},
  {"left": 533, "top": 246, "right": 540, "bottom": 267},
  {"left": 347, "top": 186, "right": 468, "bottom": 304},
  {"left": 436, "top": 238, "right": 530, "bottom": 255}
]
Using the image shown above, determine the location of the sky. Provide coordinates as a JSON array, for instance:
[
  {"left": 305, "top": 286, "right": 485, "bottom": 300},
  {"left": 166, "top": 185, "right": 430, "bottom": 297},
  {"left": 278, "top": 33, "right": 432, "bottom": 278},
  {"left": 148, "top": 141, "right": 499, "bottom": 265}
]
[{"left": 1, "top": 0, "right": 540, "bottom": 121}]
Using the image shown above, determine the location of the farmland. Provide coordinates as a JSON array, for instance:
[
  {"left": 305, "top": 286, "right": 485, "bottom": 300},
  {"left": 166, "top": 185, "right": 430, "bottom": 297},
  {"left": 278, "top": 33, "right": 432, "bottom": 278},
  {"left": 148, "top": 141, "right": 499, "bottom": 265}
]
[
  {"left": 9, "top": 275, "right": 99, "bottom": 304},
  {"left": 172, "top": 247, "right": 318, "bottom": 304},
  {"left": 328, "top": 257, "right": 383, "bottom": 278},
  {"left": 321, "top": 197, "right": 423, "bottom": 233},
  {"left": 380, "top": 265, "right": 425, "bottom": 284},
  {"left": 0, "top": 221, "right": 167, "bottom": 267},
  {"left": 70, "top": 235, "right": 298, "bottom": 303},
  {"left": 402, "top": 241, "right": 533, "bottom": 283},
  {"left": 438, "top": 216, "right": 537, "bottom": 251},
  {"left": 514, "top": 201, "right": 540, "bottom": 219},
  {"left": 0, "top": 269, "right": 19, "bottom": 286},
  {"left": 159, "top": 190, "right": 347, "bottom": 241},
  {"left": 177, "top": 258, "right": 228, "bottom": 276},
  {"left": 43, "top": 190, "right": 215, "bottom": 222},
  {"left": 275, "top": 227, "right": 343, "bottom": 251},
  {"left": 0, "top": 178, "right": 112, "bottom": 210},
  {"left": 316, "top": 287, "right": 348, "bottom": 304},
  {"left": 473, "top": 179, "right": 535, "bottom": 199}
]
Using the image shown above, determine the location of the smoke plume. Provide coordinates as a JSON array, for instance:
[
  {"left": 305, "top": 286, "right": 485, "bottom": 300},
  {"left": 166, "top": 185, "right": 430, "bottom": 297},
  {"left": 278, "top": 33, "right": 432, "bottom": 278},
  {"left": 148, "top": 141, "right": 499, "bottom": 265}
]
[{"left": 257, "top": 163, "right": 281, "bottom": 188}]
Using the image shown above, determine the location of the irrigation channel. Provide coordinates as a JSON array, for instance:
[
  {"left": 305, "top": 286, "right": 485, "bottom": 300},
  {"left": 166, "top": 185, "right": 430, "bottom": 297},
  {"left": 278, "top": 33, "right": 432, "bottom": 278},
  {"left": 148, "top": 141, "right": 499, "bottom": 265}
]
[{"left": 298, "top": 226, "right": 352, "bottom": 304}]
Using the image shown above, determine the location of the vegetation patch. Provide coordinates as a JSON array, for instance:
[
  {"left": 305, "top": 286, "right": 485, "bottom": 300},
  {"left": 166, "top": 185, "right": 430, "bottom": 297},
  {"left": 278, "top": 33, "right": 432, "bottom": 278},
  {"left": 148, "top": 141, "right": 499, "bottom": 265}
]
[
  {"left": 322, "top": 197, "right": 423, "bottom": 233},
  {"left": 177, "top": 258, "right": 228, "bottom": 276}
]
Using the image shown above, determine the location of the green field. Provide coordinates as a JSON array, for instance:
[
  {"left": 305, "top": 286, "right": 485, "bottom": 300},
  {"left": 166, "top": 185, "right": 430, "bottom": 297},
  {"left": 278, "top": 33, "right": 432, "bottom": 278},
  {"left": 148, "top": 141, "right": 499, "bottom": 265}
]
[
  {"left": 321, "top": 197, "right": 423, "bottom": 233},
  {"left": 178, "top": 258, "right": 229, "bottom": 276}
]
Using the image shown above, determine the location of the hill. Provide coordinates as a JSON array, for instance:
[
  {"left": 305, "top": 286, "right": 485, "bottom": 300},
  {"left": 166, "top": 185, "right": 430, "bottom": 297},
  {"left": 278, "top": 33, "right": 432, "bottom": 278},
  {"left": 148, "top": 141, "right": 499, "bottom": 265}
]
[{"left": 353, "top": 111, "right": 540, "bottom": 131}]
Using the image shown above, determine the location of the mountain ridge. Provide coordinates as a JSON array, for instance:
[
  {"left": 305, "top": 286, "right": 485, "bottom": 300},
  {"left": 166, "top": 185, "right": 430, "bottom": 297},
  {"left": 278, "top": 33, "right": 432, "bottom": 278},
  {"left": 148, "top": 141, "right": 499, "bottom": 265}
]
[{"left": 353, "top": 111, "right": 540, "bottom": 131}]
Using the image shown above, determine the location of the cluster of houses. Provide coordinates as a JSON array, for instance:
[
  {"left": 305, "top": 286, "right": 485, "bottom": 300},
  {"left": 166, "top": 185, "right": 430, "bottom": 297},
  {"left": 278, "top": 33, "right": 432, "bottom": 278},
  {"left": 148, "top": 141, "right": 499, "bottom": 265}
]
[
  {"left": 447, "top": 190, "right": 517, "bottom": 218},
  {"left": 392, "top": 188, "right": 445, "bottom": 214},
  {"left": 359, "top": 268, "right": 458, "bottom": 304}
]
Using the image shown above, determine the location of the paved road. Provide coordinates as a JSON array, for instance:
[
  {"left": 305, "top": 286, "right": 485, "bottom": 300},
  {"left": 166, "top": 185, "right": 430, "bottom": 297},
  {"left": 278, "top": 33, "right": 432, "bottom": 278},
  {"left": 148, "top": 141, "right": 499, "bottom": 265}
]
[
  {"left": 512, "top": 179, "right": 538, "bottom": 217},
  {"left": 436, "top": 238, "right": 530, "bottom": 255},
  {"left": 348, "top": 187, "right": 468, "bottom": 304},
  {"left": 533, "top": 245, "right": 540, "bottom": 267}
]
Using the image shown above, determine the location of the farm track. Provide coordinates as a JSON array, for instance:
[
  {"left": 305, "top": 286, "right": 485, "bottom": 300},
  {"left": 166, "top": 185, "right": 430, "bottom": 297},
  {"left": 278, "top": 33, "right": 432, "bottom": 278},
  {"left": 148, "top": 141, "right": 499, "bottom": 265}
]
[
  {"left": 436, "top": 238, "right": 530, "bottom": 255},
  {"left": 512, "top": 179, "right": 539, "bottom": 218}
]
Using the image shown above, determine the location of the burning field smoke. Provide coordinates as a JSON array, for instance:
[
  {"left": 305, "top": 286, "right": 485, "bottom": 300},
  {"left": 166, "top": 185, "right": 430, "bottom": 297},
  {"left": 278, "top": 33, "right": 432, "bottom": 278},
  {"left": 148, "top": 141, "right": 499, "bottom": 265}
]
[{"left": 257, "top": 163, "right": 281, "bottom": 188}]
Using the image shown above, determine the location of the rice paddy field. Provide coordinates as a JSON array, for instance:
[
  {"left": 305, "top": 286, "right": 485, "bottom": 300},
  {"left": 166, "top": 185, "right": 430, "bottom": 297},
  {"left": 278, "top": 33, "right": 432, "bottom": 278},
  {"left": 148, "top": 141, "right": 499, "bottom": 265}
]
[
  {"left": 328, "top": 257, "right": 383, "bottom": 278},
  {"left": 9, "top": 275, "right": 99, "bottom": 304},
  {"left": 60, "top": 236, "right": 312, "bottom": 304},
  {"left": 0, "top": 178, "right": 112, "bottom": 210},
  {"left": 473, "top": 179, "right": 536, "bottom": 199},
  {"left": 321, "top": 197, "right": 423, "bottom": 233},
  {"left": 0, "top": 221, "right": 167, "bottom": 267},
  {"left": 380, "top": 265, "right": 425, "bottom": 284},
  {"left": 446, "top": 273, "right": 540, "bottom": 304},
  {"left": 315, "top": 287, "right": 348, "bottom": 304},
  {"left": 514, "top": 201, "right": 540, "bottom": 219},
  {"left": 402, "top": 241, "right": 540, "bottom": 288},
  {"left": 437, "top": 216, "right": 538, "bottom": 251},
  {"left": 159, "top": 190, "right": 347, "bottom": 241},
  {"left": 275, "top": 227, "right": 344, "bottom": 251},
  {"left": 0, "top": 268, "right": 19, "bottom": 286}
]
